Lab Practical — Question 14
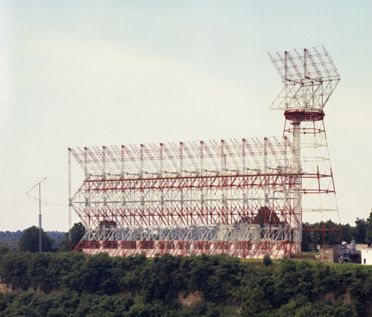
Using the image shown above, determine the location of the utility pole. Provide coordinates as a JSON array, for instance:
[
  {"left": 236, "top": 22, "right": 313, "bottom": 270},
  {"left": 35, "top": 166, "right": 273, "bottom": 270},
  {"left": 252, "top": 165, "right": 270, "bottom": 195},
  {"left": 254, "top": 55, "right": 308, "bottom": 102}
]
[{"left": 26, "top": 177, "right": 47, "bottom": 252}]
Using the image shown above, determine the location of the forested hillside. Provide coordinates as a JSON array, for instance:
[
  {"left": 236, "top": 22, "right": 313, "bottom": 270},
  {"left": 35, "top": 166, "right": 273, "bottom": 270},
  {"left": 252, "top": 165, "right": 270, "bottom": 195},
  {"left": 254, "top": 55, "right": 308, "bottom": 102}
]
[
  {"left": 0, "top": 252, "right": 371, "bottom": 317},
  {"left": 0, "top": 214, "right": 370, "bottom": 316}
]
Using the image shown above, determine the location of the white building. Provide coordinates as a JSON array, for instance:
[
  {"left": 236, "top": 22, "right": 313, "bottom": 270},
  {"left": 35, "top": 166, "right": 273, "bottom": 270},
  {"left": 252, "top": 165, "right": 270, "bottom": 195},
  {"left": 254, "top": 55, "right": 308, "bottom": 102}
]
[{"left": 361, "top": 249, "right": 372, "bottom": 265}]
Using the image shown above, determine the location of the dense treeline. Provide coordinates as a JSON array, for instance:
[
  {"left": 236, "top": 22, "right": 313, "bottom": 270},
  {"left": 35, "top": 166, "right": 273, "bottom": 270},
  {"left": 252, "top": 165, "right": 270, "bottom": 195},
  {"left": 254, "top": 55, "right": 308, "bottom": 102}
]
[
  {"left": 303, "top": 212, "right": 372, "bottom": 251},
  {"left": 0, "top": 231, "right": 23, "bottom": 251},
  {"left": 0, "top": 230, "right": 64, "bottom": 252},
  {"left": 0, "top": 252, "right": 371, "bottom": 316},
  {"left": 1, "top": 213, "right": 371, "bottom": 254},
  {"left": 0, "top": 223, "right": 85, "bottom": 253},
  {"left": 0, "top": 216, "right": 370, "bottom": 315}
]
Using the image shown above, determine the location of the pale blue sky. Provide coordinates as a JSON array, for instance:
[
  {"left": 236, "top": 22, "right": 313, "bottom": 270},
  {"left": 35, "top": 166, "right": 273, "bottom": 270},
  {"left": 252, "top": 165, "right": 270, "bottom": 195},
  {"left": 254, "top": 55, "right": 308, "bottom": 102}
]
[{"left": 1, "top": 1, "right": 372, "bottom": 230}]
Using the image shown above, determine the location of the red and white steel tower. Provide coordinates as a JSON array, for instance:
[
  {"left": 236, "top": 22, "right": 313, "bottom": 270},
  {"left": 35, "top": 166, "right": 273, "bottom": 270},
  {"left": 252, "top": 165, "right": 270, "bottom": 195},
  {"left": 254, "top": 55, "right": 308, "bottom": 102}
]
[
  {"left": 269, "top": 45, "right": 341, "bottom": 250},
  {"left": 69, "top": 46, "right": 340, "bottom": 258}
]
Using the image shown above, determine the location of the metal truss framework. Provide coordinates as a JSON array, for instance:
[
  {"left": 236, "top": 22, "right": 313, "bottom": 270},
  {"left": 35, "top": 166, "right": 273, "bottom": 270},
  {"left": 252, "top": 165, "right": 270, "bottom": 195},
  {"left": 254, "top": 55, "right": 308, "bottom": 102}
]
[
  {"left": 69, "top": 135, "right": 335, "bottom": 258},
  {"left": 270, "top": 45, "right": 340, "bottom": 249},
  {"left": 68, "top": 45, "right": 339, "bottom": 259}
]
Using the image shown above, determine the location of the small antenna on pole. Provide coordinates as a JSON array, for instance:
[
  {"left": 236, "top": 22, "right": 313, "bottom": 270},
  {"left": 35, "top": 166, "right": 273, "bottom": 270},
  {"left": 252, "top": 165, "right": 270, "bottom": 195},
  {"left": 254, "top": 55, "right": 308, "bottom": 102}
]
[{"left": 26, "top": 177, "right": 47, "bottom": 252}]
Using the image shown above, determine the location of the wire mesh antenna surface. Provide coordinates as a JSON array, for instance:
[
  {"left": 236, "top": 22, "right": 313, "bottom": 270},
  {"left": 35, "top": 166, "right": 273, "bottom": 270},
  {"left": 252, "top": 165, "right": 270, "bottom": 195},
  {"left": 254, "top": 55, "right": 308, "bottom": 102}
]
[{"left": 269, "top": 45, "right": 340, "bottom": 111}]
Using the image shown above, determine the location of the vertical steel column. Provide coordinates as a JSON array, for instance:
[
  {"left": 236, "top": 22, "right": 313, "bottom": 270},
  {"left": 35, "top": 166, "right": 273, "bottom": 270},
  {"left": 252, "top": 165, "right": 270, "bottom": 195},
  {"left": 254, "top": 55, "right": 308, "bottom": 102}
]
[
  {"left": 264, "top": 137, "right": 269, "bottom": 206},
  {"left": 140, "top": 144, "right": 144, "bottom": 229},
  {"left": 83, "top": 147, "right": 90, "bottom": 233},
  {"left": 200, "top": 141, "right": 204, "bottom": 226},
  {"left": 38, "top": 182, "right": 42, "bottom": 253},
  {"left": 292, "top": 120, "right": 302, "bottom": 253},
  {"left": 68, "top": 148, "right": 72, "bottom": 245},
  {"left": 159, "top": 143, "right": 163, "bottom": 176},
  {"left": 121, "top": 145, "right": 125, "bottom": 178}
]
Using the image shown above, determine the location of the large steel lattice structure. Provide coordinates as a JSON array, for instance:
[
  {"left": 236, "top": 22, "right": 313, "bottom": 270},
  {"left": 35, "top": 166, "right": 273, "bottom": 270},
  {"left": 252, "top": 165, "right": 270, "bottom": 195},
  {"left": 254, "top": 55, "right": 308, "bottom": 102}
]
[
  {"left": 69, "top": 45, "right": 340, "bottom": 258},
  {"left": 269, "top": 45, "right": 340, "bottom": 249}
]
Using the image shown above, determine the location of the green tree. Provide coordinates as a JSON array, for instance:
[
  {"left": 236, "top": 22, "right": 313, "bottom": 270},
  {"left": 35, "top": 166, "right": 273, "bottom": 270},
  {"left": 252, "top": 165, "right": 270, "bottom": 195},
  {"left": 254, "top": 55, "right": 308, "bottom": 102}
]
[
  {"left": 263, "top": 255, "right": 272, "bottom": 266},
  {"left": 82, "top": 253, "right": 118, "bottom": 294},
  {"left": 340, "top": 223, "right": 353, "bottom": 243},
  {"left": 58, "top": 222, "right": 85, "bottom": 251},
  {"left": 0, "top": 253, "right": 31, "bottom": 290},
  {"left": 69, "top": 222, "right": 85, "bottom": 247},
  {"left": 0, "top": 243, "right": 10, "bottom": 257},
  {"left": 27, "top": 253, "right": 54, "bottom": 292},
  {"left": 140, "top": 254, "right": 181, "bottom": 303},
  {"left": 241, "top": 286, "right": 271, "bottom": 316},
  {"left": 353, "top": 218, "right": 367, "bottom": 243},
  {"left": 366, "top": 212, "right": 372, "bottom": 244},
  {"left": 48, "top": 252, "right": 85, "bottom": 291},
  {"left": 18, "top": 226, "right": 54, "bottom": 253}
]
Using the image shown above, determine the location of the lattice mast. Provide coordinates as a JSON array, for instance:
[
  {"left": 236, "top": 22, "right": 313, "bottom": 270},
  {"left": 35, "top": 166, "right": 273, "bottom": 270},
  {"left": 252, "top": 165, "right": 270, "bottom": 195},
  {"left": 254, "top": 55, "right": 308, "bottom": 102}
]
[{"left": 269, "top": 46, "right": 341, "bottom": 250}]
